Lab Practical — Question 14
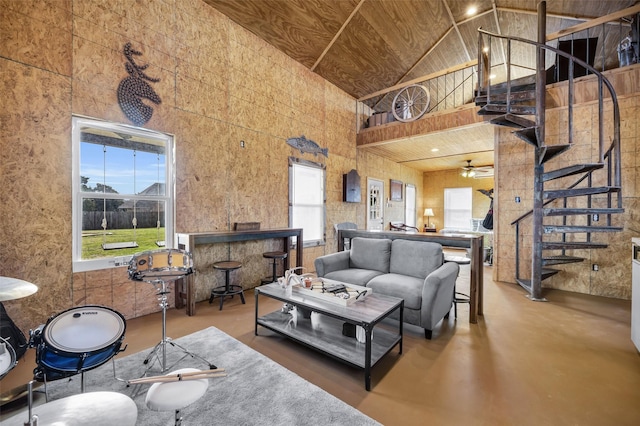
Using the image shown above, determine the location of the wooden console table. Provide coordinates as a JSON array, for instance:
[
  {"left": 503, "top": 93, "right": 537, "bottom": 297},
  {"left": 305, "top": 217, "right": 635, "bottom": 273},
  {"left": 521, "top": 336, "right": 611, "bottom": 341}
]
[
  {"left": 175, "top": 228, "right": 303, "bottom": 316},
  {"left": 337, "top": 229, "right": 484, "bottom": 324}
]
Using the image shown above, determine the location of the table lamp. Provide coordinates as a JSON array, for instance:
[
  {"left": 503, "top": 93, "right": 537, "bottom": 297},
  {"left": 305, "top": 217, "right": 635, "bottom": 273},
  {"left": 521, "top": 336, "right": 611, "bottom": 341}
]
[{"left": 423, "top": 208, "right": 434, "bottom": 229}]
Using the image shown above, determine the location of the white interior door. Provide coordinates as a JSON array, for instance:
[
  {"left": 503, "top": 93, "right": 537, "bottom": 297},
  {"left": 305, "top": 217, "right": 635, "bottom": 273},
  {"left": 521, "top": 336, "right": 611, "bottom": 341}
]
[
  {"left": 405, "top": 184, "right": 416, "bottom": 227},
  {"left": 367, "top": 178, "right": 384, "bottom": 231}
]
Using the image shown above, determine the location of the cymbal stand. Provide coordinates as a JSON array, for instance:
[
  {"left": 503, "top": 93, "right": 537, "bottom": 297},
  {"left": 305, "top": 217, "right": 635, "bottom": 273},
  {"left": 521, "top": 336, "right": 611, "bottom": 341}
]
[
  {"left": 24, "top": 380, "right": 39, "bottom": 426},
  {"left": 140, "top": 276, "right": 216, "bottom": 377}
]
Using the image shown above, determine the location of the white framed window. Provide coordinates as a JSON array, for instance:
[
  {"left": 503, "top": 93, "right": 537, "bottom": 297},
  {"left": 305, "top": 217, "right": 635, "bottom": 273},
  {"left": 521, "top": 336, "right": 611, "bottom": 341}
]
[
  {"left": 72, "top": 116, "right": 175, "bottom": 272},
  {"left": 405, "top": 184, "right": 416, "bottom": 227},
  {"left": 444, "top": 187, "right": 472, "bottom": 230},
  {"left": 289, "top": 157, "right": 325, "bottom": 247}
]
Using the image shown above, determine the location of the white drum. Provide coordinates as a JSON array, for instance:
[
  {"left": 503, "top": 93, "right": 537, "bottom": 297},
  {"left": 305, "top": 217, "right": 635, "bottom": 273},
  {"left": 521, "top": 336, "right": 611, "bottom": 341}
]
[
  {"left": 128, "top": 248, "right": 193, "bottom": 281},
  {"left": 0, "top": 337, "right": 17, "bottom": 380}
]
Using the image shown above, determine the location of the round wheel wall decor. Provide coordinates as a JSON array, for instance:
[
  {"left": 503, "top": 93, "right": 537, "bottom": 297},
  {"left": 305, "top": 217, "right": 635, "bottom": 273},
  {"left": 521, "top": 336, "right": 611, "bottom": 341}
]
[{"left": 392, "top": 84, "right": 430, "bottom": 122}]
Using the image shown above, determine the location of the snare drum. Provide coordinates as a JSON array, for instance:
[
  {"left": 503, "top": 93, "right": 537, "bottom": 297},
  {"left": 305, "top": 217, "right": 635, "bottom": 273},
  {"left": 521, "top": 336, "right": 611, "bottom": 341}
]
[
  {"left": 0, "top": 337, "right": 17, "bottom": 380},
  {"left": 32, "top": 305, "right": 126, "bottom": 381},
  {"left": 128, "top": 249, "right": 193, "bottom": 281}
]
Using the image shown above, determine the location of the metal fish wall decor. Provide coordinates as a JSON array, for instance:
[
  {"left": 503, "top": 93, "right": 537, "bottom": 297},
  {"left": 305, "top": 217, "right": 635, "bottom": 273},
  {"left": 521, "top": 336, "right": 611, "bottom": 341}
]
[{"left": 286, "top": 135, "right": 328, "bottom": 157}]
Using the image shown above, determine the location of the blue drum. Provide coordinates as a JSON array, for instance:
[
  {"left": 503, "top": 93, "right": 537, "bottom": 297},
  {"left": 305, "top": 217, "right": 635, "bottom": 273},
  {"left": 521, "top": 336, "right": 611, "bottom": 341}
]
[{"left": 31, "top": 305, "right": 126, "bottom": 381}]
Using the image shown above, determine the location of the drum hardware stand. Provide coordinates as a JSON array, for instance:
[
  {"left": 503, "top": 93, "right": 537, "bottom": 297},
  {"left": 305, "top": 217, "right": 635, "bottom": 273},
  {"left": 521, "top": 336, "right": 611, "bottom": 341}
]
[
  {"left": 23, "top": 380, "right": 39, "bottom": 426},
  {"left": 139, "top": 276, "right": 215, "bottom": 377},
  {"left": 32, "top": 354, "right": 102, "bottom": 402}
]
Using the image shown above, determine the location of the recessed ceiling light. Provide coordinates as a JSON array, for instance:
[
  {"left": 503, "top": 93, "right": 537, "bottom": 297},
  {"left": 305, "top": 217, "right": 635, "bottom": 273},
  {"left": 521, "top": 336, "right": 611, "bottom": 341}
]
[
  {"left": 466, "top": 6, "right": 478, "bottom": 16},
  {"left": 431, "top": 148, "right": 439, "bottom": 152}
]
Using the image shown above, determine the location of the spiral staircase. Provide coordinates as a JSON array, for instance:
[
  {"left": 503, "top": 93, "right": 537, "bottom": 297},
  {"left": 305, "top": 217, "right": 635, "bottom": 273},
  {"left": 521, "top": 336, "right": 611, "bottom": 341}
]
[{"left": 474, "top": 1, "right": 624, "bottom": 300}]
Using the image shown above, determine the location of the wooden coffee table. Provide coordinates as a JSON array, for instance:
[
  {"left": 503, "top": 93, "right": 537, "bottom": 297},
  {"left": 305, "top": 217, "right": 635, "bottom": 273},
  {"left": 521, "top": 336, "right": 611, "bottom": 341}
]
[{"left": 254, "top": 283, "right": 403, "bottom": 391}]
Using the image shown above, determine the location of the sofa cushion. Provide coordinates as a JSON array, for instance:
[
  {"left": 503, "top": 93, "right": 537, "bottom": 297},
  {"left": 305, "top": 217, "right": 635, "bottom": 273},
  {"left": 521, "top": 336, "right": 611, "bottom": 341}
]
[
  {"left": 349, "top": 238, "right": 391, "bottom": 273},
  {"left": 324, "top": 269, "right": 384, "bottom": 287},
  {"left": 366, "top": 273, "right": 423, "bottom": 310},
  {"left": 389, "top": 239, "right": 443, "bottom": 279}
]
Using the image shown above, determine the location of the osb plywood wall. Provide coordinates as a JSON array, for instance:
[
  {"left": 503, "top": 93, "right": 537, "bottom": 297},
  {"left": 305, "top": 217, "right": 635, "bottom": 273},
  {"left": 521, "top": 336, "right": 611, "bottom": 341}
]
[
  {"left": 0, "top": 0, "right": 422, "bottom": 334},
  {"left": 494, "top": 64, "right": 640, "bottom": 299},
  {"left": 421, "top": 170, "right": 494, "bottom": 231}
]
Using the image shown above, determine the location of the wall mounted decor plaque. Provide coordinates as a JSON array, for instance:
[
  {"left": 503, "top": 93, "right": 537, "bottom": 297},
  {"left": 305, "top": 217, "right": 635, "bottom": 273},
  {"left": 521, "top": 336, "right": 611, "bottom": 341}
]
[
  {"left": 117, "top": 42, "right": 161, "bottom": 126},
  {"left": 390, "top": 179, "right": 403, "bottom": 201}
]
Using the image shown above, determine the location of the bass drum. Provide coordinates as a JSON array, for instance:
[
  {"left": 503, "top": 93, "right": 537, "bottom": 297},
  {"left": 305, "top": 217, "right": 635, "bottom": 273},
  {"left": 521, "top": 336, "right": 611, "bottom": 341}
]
[{"left": 32, "top": 305, "right": 126, "bottom": 381}]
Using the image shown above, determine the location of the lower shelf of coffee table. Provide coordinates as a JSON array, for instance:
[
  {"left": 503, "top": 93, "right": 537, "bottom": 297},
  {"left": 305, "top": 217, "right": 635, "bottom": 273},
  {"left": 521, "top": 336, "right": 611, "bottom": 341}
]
[{"left": 257, "top": 310, "right": 401, "bottom": 369}]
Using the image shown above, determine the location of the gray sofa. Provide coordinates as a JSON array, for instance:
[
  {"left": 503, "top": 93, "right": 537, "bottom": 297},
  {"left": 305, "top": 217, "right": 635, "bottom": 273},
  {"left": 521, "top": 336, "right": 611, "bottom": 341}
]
[{"left": 314, "top": 237, "right": 459, "bottom": 339}]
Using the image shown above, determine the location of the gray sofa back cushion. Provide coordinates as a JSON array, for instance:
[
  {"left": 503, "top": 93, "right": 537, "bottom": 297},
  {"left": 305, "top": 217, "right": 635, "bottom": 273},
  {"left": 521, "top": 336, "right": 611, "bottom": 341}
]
[
  {"left": 349, "top": 237, "right": 391, "bottom": 273},
  {"left": 389, "top": 239, "right": 443, "bottom": 279}
]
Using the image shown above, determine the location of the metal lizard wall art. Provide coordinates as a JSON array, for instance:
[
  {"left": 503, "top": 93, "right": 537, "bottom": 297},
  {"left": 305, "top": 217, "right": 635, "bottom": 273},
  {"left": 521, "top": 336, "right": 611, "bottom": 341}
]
[{"left": 117, "top": 42, "right": 162, "bottom": 126}]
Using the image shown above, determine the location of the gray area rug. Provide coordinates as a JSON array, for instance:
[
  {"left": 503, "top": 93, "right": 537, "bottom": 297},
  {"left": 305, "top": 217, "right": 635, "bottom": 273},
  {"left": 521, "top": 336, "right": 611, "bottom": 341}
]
[{"left": 42, "top": 327, "right": 380, "bottom": 425}]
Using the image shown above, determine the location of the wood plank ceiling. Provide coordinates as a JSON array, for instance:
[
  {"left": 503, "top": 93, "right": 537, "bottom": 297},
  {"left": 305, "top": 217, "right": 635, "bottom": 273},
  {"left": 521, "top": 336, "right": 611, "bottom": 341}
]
[{"left": 203, "top": 0, "right": 637, "bottom": 173}]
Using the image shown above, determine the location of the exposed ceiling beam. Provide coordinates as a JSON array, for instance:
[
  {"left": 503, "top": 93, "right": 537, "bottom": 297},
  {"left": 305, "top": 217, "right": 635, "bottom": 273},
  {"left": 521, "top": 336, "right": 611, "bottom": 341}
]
[
  {"left": 546, "top": 3, "right": 640, "bottom": 40},
  {"left": 359, "top": 59, "right": 477, "bottom": 102},
  {"left": 397, "top": 148, "right": 494, "bottom": 165},
  {"left": 370, "top": 25, "right": 455, "bottom": 110},
  {"left": 391, "top": 7, "right": 493, "bottom": 89},
  {"left": 442, "top": 0, "right": 472, "bottom": 62},
  {"left": 311, "top": 0, "right": 366, "bottom": 72},
  {"left": 494, "top": 4, "right": 636, "bottom": 25},
  {"left": 369, "top": 25, "right": 457, "bottom": 110},
  {"left": 497, "top": 6, "right": 595, "bottom": 21},
  {"left": 491, "top": 0, "right": 508, "bottom": 75}
]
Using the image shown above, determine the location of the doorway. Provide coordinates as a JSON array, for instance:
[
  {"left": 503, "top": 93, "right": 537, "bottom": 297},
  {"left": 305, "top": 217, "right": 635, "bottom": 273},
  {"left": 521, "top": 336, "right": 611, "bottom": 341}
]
[{"left": 367, "top": 178, "right": 384, "bottom": 231}]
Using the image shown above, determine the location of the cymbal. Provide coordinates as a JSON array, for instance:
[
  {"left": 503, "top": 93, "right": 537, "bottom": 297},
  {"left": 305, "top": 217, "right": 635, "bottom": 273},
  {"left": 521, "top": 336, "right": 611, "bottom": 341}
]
[
  {"left": 0, "top": 382, "right": 44, "bottom": 406},
  {"left": 2, "top": 391, "right": 137, "bottom": 426},
  {"left": 0, "top": 277, "right": 38, "bottom": 302}
]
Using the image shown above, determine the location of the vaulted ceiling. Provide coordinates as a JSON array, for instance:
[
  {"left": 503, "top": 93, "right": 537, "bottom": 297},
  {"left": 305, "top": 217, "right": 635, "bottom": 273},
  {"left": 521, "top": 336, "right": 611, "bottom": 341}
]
[{"left": 203, "top": 0, "right": 637, "bottom": 173}]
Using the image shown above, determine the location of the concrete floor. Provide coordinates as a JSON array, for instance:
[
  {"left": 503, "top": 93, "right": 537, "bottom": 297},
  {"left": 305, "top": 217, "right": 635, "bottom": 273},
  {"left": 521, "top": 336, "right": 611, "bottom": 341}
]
[{"left": 2, "top": 263, "right": 639, "bottom": 425}]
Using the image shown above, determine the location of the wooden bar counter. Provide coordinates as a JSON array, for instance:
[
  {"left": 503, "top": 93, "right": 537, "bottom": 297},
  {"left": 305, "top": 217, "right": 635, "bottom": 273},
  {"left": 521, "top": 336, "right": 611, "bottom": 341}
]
[
  {"left": 337, "top": 229, "right": 484, "bottom": 324},
  {"left": 175, "top": 228, "right": 303, "bottom": 316}
]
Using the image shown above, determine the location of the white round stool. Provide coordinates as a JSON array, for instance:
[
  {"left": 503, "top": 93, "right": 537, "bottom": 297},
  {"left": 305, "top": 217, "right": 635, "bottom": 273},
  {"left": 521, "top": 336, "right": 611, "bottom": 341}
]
[{"left": 145, "top": 368, "right": 209, "bottom": 426}]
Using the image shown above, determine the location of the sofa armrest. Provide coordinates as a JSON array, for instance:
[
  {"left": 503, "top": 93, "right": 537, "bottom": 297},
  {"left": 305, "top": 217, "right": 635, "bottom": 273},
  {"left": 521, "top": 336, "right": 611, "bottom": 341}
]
[
  {"left": 314, "top": 250, "right": 351, "bottom": 277},
  {"left": 420, "top": 261, "right": 459, "bottom": 329}
]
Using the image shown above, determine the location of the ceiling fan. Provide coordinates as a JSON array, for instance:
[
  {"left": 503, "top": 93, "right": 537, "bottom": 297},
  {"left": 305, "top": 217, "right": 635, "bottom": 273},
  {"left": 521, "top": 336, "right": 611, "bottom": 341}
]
[{"left": 461, "top": 160, "right": 494, "bottom": 178}]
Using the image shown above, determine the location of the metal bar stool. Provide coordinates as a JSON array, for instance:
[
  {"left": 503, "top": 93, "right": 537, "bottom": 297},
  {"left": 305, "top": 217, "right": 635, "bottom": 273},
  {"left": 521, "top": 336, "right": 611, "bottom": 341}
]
[
  {"left": 444, "top": 254, "right": 471, "bottom": 318},
  {"left": 209, "top": 261, "right": 245, "bottom": 310},
  {"left": 260, "top": 251, "right": 287, "bottom": 285}
]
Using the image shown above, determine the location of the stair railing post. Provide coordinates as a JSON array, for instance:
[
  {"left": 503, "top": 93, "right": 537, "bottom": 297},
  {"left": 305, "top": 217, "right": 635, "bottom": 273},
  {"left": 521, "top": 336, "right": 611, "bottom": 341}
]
[
  {"left": 477, "top": 31, "right": 482, "bottom": 93},
  {"left": 598, "top": 79, "right": 605, "bottom": 163},
  {"left": 536, "top": 1, "right": 546, "bottom": 141},
  {"left": 568, "top": 60, "right": 574, "bottom": 145},
  {"left": 530, "top": 0, "right": 547, "bottom": 301},
  {"left": 506, "top": 39, "right": 511, "bottom": 112},
  {"left": 531, "top": 162, "right": 545, "bottom": 301},
  {"left": 515, "top": 221, "right": 521, "bottom": 281}
]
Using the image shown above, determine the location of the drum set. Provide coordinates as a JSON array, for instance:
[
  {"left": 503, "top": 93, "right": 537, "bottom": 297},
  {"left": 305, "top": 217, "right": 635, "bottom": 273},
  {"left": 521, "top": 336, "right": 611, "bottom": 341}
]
[
  {"left": 1, "top": 277, "right": 129, "bottom": 390},
  {"left": 0, "top": 248, "right": 214, "bottom": 425}
]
